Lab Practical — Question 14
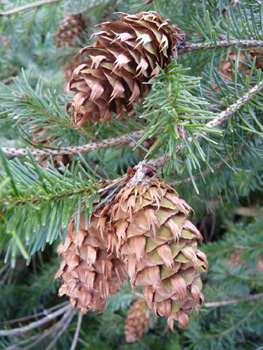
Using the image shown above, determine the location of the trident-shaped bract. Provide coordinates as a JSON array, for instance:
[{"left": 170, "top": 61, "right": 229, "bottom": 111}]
[
  {"left": 56, "top": 169, "right": 207, "bottom": 333},
  {"left": 67, "top": 12, "right": 186, "bottom": 125}
]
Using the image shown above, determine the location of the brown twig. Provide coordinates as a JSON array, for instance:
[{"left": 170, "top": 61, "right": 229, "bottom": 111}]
[
  {"left": 0, "top": 0, "right": 61, "bottom": 16},
  {"left": 178, "top": 39, "right": 263, "bottom": 54}
]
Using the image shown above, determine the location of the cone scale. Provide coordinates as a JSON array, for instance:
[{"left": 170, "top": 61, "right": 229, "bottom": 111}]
[{"left": 56, "top": 165, "right": 207, "bottom": 332}]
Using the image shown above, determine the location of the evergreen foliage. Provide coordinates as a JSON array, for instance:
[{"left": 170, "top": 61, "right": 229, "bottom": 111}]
[{"left": 0, "top": 0, "right": 263, "bottom": 349}]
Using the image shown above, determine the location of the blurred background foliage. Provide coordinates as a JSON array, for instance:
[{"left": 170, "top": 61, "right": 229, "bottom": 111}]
[{"left": 0, "top": 0, "right": 263, "bottom": 349}]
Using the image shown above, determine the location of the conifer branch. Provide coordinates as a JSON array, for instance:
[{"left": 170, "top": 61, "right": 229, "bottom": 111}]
[
  {"left": 70, "top": 313, "right": 83, "bottom": 350},
  {"left": 178, "top": 39, "right": 263, "bottom": 54},
  {"left": 172, "top": 150, "right": 238, "bottom": 186},
  {"left": 150, "top": 80, "right": 263, "bottom": 169},
  {"left": 204, "top": 293, "right": 263, "bottom": 308},
  {"left": 0, "top": 0, "right": 61, "bottom": 16},
  {"left": 0, "top": 304, "right": 71, "bottom": 336},
  {"left": 0, "top": 301, "right": 69, "bottom": 325},
  {"left": 171, "top": 132, "right": 251, "bottom": 186},
  {"left": 205, "top": 300, "right": 261, "bottom": 340},
  {"left": 45, "top": 309, "right": 76, "bottom": 350},
  {"left": 1, "top": 130, "right": 144, "bottom": 157}
]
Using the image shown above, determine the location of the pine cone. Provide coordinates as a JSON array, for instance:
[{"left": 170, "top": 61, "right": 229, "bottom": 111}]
[
  {"left": 56, "top": 14, "right": 88, "bottom": 48},
  {"left": 55, "top": 206, "right": 127, "bottom": 314},
  {"left": 109, "top": 172, "right": 207, "bottom": 331},
  {"left": 67, "top": 12, "right": 186, "bottom": 126},
  {"left": 125, "top": 298, "right": 151, "bottom": 342},
  {"left": 55, "top": 166, "right": 207, "bottom": 330}
]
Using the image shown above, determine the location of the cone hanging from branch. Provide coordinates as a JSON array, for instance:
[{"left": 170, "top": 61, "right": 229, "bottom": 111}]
[
  {"left": 67, "top": 12, "right": 186, "bottom": 125},
  {"left": 56, "top": 14, "right": 88, "bottom": 48},
  {"left": 109, "top": 166, "right": 207, "bottom": 331},
  {"left": 125, "top": 298, "right": 151, "bottom": 342},
  {"left": 55, "top": 164, "right": 207, "bottom": 331}
]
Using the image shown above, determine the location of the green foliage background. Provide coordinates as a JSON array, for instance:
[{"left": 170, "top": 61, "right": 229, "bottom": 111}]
[{"left": 0, "top": 0, "right": 263, "bottom": 349}]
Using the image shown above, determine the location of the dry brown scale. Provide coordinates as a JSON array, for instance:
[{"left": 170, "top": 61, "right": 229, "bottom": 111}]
[
  {"left": 67, "top": 12, "right": 186, "bottom": 125},
  {"left": 55, "top": 164, "right": 207, "bottom": 332},
  {"left": 125, "top": 298, "right": 151, "bottom": 342}
]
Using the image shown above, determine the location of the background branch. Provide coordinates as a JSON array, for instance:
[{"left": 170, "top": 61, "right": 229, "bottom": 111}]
[
  {"left": 0, "top": 0, "right": 61, "bottom": 16},
  {"left": 178, "top": 39, "right": 263, "bottom": 54},
  {"left": 0, "top": 304, "right": 71, "bottom": 336},
  {"left": 70, "top": 312, "right": 83, "bottom": 350},
  {"left": 205, "top": 293, "right": 263, "bottom": 308}
]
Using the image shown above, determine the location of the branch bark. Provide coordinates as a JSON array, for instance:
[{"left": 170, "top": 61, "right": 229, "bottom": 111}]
[
  {"left": 204, "top": 293, "right": 263, "bottom": 308},
  {"left": 0, "top": 301, "right": 69, "bottom": 325},
  {"left": 1, "top": 130, "right": 144, "bottom": 157},
  {"left": 178, "top": 39, "right": 263, "bottom": 54},
  {"left": 0, "top": 304, "right": 71, "bottom": 336},
  {"left": 70, "top": 312, "right": 83, "bottom": 350},
  {"left": 0, "top": 0, "right": 61, "bottom": 16}
]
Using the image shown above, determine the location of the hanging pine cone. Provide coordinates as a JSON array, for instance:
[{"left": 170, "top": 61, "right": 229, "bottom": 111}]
[
  {"left": 67, "top": 12, "right": 186, "bottom": 126},
  {"left": 56, "top": 14, "right": 88, "bottom": 48},
  {"left": 55, "top": 164, "right": 207, "bottom": 331},
  {"left": 125, "top": 298, "right": 151, "bottom": 342},
  {"left": 109, "top": 167, "right": 207, "bottom": 331}
]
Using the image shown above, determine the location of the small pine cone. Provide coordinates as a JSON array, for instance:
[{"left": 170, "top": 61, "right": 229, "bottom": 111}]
[
  {"left": 67, "top": 12, "right": 186, "bottom": 126},
  {"left": 56, "top": 14, "right": 88, "bottom": 48},
  {"left": 55, "top": 207, "right": 127, "bottom": 314},
  {"left": 110, "top": 175, "right": 207, "bottom": 331},
  {"left": 125, "top": 298, "right": 151, "bottom": 343}
]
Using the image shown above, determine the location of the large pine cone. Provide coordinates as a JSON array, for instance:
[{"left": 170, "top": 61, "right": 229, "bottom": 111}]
[
  {"left": 67, "top": 12, "right": 186, "bottom": 125},
  {"left": 125, "top": 298, "right": 151, "bottom": 342},
  {"left": 110, "top": 176, "right": 207, "bottom": 330},
  {"left": 56, "top": 167, "right": 207, "bottom": 331}
]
